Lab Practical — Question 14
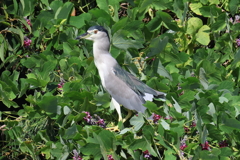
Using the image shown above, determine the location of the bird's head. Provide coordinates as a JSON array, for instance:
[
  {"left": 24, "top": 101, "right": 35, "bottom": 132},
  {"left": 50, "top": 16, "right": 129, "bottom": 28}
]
[{"left": 76, "top": 26, "right": 109, "bottom": 41}]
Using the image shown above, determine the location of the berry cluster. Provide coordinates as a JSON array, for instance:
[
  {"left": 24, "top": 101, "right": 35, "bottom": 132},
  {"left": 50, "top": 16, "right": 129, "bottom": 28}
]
[
  {"left": 107, "top": 155, "right": 114, "bottom": 160},
  {"left": 22, "top": 18, "right": 32, "bottom": 48},
  {"left": 236, "top": 38, "right": 240, "bottom": 47},
  {"left": 230, "top": 15, "right": 240, "bottom": 47},
  {"left": 200, "top": 141, "right": 210, "bottom": 150},
  {"left": 22, "top": 18, "right": 32, "bottom": 32},
  {"left": 152, "top": 113, "right": 173, "bottom": 124},
  {"left": 57, "top": 81, "right": 64, "bottom": 88},
  {"left": 72, "top": 149, "right": 82, "bottom": 160},
  {"left": 230, "top": 15, "right": 240, "bottom": 24},
  {"left": 24, "top": 37, "right": 32, "bottom": 48},
  {"left": 143, "top": 150, "right": 151, "bottom": 159},
  {"left": 219, "top": 140, "right": 228, "bottom": 148},
  {"left": 83, "top": 112, "right": 106, "bottom": 128},
  {"left": 153, "top": 113, "right": 162, "bottom": 123},
  {"left": 184, "top": 121, "right": 196, "bottom": 132},
  {"left": 180, "top": 143, "right": 187, "bottom": 150},
  {"left": 180, "top": 136, "right": 188, "bottom": 154}
]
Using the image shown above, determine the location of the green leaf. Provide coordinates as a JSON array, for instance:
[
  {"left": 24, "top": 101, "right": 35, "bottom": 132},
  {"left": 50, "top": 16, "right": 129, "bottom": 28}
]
[
  {"left": 39, "top": 60, "right": 57, "bottom": 80},
  {"left": 160, "top": 119, "right": 170, "bottom": 130},
  {"left": 164, "top": 150, "right": 176, "bottom": 159},
  {"left": 13, "top": 0, "right": 18, "bottom": 15},
  {"left": 206, "top": 124, "right": 223, "bottom": 141},
  {"left": 20, "top": 58, "right": 37, "bottom": 68},
  {"left": 220, "top": 147, "right": 233, "bottom": 157},
  {"left": 20, "top": 0, "right": 37, "bottom": 16},
  {"left": 65, "top": 124, "right": 78, "bottom": 139},
  {"left": 199, "top": 67, "right": 209, "bottom": 89},
  {"left": 178, "top": 90, "right": 195, "bottom": 110},
  {"left": 129, "top": 138, "right": 157, "bottom": 157},
  {"left": 56, "top": 2, "right": 73, "bottom": 19},
  {"left": 152, "top": 58, "right": 173, "bottom": 81},
  {"left": 189, "top": 3, "right": 203, "bottom": 15},
  {"left": 172, "top": 97, "right": 182, "bottom": 113},
  {"left": 94, "top": 92, "right": 110, "bottom": 108},
  {"left": 173, "top": 0, "right": 187, "bottom": 19},
  {"left": 138, "top": 0, "right": 153, "bottom": 13},
  {"left": 217, "top": 80, "right": 234, "bottom": 91},
  {"left": 8, "top": 27, "right": 24, "bottom": 46},
  {"left": 211, "top": 14, "right": 227, "bottom": 31},
  {"left": 181, "top": 77, "right": 200, "bottom": 90},
  {"left": 210, "top": 0, "right": 220, "bottom": 5},
  {"left": 38, "top": 96, "right": 61, "bottom": 114},
  {"left": 81, "top": 143, "right": 102, "bottom": 158},
  {"left": 0, "top": 38, "right": 5, "bottom": 62},
  {"left": 96, "top": 0, "right": 120, "bottom": 22},
  {"left": 231, "top": 49, "right": 240, "bottom": 69},
  {"left": 200, "top": 125, "right": 208, "bottom": 144},
  {"left": 130, "top": 113, "right": 145, "bottom": 131},
  {"left": 63, "top": 106, "right": 71, "bottom": 115},
  {"left": 146, "top": 14, "right": 162, "bottom": 32},
  {"left": 199, "top": 5, "right": 222, "bottom": 17},
  {"left": 20, "top": 18, "right": 32, "bottom": 33},
  {"left": 112, "top": 17, "right": 129, "bottom": 33},
  {"left": 112, "top": 30, "right": 144, "bottom": 50},
  {"left": 229, "top": 0, "right": 240, "bottom": 15},
  {"left": 159, "top": 11, "right": 179, "bottom": 31},
  {"left": 146, "top": 10, "right": 178, "bottom": 32},
  {"left": 97, "top": 130, "right": 116, "bottom": 151},
  {"left": 196, "top": 25, "right": 210, "bottom": 45},
  {"left": 89, "top": 9, "right": 113, "bottom": 25},
  {"left": 2, "top": 99, "right": 19, "bottom": 108},
  {"left": 226, "top": 95, "right": 240, "bottom": 116},
  {"left": 147, "top": 36, "right": 169, "bottom": 57},
  {"left": 129, "top": 139, "right": 147, "bottom": 150},
  {"left": 142, "top": 125, "right": 154, "bottom": 140},
  {"left": 69, "top": 13, "right": 91, "bottom": 28},
  {"left": 144, "top": 101, "right": 159, "bottom": 111},
  {"left": 220, "top": 118, "right": 240, "bottom": 133},
  {"left": 186, "top": 17, "right": 203, "bottom": 34},
  {"left": 1, "top": 71, "right": 19, "bottom": 94},
  {"left": 199, "top": 150, "right": 219, "bottom": 160}
]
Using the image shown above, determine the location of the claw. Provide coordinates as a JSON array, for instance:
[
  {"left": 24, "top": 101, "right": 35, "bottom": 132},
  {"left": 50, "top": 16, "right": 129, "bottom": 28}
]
[{"left": 106, "top": 126, "right": 120, "bottom": 132}]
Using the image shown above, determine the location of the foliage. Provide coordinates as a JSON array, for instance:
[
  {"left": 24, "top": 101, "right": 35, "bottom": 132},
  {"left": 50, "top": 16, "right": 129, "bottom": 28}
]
[{"left": 0, "top": 0, "right": 240, "bottom": 159}]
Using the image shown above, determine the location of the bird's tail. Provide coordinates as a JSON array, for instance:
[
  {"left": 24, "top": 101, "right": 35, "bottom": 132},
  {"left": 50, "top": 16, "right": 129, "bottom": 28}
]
[{"left": 155, "top": 91, "right": 167, "bottom": 101}]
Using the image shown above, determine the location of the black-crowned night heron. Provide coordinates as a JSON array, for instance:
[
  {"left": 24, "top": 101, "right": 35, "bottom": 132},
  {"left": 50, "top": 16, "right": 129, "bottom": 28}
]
[{"left": 77, "top": 26, "right": 166, "bottom": 126}]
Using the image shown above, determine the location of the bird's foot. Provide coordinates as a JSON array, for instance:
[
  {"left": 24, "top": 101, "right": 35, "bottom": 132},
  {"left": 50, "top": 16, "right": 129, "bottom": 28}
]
[
  {"left": 106, "top": 126, "right": 120, "bottom": 132},
  {"left": 106, "top": 121, "right": 124, "bottom": 132}
]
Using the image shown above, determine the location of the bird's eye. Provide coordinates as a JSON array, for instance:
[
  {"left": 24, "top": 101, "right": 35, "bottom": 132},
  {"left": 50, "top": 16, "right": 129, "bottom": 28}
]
[{"left": 94, "top": 30, "right": 98, "bottom": 34}]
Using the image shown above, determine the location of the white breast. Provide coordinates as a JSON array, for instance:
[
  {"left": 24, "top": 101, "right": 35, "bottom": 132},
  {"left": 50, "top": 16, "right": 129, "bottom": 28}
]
[{"left": 94, "top": 55, "right": 116, "bottom": 88}]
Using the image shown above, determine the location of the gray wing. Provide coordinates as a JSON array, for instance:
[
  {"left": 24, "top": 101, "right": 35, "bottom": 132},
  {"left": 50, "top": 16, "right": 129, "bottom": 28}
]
[{"left": 113, "top": 64, "right": 166, "bottom": 100}]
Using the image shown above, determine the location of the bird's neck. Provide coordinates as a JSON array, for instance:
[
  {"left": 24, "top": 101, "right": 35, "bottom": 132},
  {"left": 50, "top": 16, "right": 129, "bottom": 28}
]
[{"left": 93, "top": 37, "right": 110, "bottom": 56}]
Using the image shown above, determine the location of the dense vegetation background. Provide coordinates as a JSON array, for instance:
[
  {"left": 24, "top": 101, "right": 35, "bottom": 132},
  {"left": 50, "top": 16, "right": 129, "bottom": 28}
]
[{"left": 0, "top": 0, "right": 240, "bottom": 159}]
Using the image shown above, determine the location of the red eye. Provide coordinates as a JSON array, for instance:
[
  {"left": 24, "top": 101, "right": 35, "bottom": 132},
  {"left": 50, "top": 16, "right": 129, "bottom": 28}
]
[{"left": 94, "top": 30, "right": 98, "bottom": 34}]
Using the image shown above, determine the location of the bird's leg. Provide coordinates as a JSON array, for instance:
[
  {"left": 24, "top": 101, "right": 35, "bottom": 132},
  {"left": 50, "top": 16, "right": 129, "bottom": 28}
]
[
  {"left": 106, "top": 98, "right": 122, "bottom": 132},
  {"left": 106, "top": 99, "right": 133, "bottom": 132},
  {"left": 111, "top": 98, "right": 123, "bottom": 122},
  {"left": 123, "top": 109, "right": 133, "bottom": 122}
]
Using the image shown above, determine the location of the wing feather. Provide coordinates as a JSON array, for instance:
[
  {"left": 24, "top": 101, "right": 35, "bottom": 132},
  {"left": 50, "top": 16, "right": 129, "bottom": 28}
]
[{"left": 113, "top": 64, "right": 166, "bottom": 100}]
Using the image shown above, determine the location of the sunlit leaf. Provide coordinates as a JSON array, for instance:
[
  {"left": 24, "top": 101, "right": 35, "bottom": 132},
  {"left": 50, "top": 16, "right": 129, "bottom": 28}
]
[
  {"left": 130, "top": 113, "right": 145, "bottom": 131},
  {"left": 196, "top": 25, "right": 210, "bottom": 45},
  {"left": 186, "top": 17, "right": 203, "bottom": 34},
  {"left": 189, "top": 3, "right": 203, "bottom": 15}
]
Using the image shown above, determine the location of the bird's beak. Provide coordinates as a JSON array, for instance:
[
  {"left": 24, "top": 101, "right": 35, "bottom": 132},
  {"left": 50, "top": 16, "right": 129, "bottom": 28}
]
[{"left": 76, "top": 32, "right": 90, "bottom": 40}]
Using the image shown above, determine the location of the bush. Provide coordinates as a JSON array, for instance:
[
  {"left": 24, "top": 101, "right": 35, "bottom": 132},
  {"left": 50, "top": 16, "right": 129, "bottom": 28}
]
[{"left": 0, "top": 0, "right": 240, "bottom": 159}]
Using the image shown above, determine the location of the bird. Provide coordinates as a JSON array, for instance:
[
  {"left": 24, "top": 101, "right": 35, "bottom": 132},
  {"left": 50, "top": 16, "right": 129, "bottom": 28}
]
[{"left": 76, "top": 25, "right": 166, "bottom": 128}]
